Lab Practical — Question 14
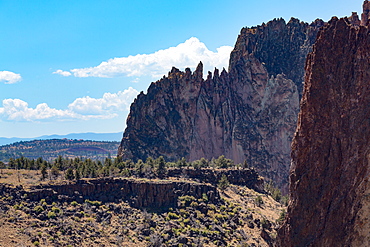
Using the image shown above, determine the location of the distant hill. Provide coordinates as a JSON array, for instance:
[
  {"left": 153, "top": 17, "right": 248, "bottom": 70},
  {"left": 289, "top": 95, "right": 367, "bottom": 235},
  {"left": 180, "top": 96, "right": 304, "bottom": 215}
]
[
  {"left": 0, "top": 132, "right": 123, "bottom": 146},
  {"left": 0, "top": 139, "right": 120, "bottom": 162}
]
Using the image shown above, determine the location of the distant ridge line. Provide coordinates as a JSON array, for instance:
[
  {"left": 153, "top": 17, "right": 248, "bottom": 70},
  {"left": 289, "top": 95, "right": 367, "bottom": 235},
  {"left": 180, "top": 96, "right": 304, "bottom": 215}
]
[{"left": 0, "top": 132, "right": 123, "bottom": 146}]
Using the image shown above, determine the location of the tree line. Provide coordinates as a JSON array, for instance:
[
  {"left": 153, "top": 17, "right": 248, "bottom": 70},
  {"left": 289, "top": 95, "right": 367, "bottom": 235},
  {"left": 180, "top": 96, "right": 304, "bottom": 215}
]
[{"left": 0, "top": 155, "right": 250, "bottom": 181}]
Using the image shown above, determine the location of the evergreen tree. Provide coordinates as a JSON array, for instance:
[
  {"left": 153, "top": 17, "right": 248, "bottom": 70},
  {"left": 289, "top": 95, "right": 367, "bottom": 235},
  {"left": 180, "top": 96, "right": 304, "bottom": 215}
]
[
  {"left": 36, "top": 157, "right": 44, "bottom": 170},
  {"left": 8, "top": 158, "right": 15, "bottom": 169},
  {"left": 40, "top": 164, "right": 48, "bottom": 180},
  {"left": 242, "top": 160, "right": 249, "bottom": 169},
  {"left": 104, "top": 157, "right": 112, "bottom": 167},
  {"left": 135, "top": 160, "right": 144, "bottom": 177},
  {"left": 217, "top": 174, "right": 230, "bottom": 191},
  {"left": 50, "top": 165, "right": 60, "bottom": 179},
  {"left": 146, "top": 157, "right": 154, "bottom": 168},
  {"left": 74, "top": 169, "right": 81, "bottom": 180},
  {"left": 29, "top": 160, "right": 36, "bottom": 170},
  {"left": 214, "top": 155, "right": 233, "bottom": 169},
  {"left": 54, "top": 155, "right": 64, "bottom": 170},
  {"left": 65, "top": 168, "right": 75, "bottom": 180},
  {"left": 199, "top": 157, "right": 209, "bottom": 168},
  {"left": 90, "top": 167, "right": 97, "bottom": 178},
  {"left": 155, "top": 156, "right": 166, "bottom": 178},
  {"left": 176, "top": 157, "right": 187, "bottom": 168}
]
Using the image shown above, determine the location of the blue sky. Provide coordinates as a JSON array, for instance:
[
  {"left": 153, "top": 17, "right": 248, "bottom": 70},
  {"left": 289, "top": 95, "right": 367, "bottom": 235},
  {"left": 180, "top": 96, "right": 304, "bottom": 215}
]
[{"left": 0, "top": 0, "right": 363, "bottom": 138}]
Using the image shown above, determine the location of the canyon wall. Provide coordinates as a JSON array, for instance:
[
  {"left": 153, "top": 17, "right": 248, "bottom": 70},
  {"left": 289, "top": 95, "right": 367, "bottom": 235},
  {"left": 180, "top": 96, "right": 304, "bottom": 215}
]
[
  {"left": 277, "top": 3, "right": 370, "bottom": 246},
  {"left": 119, "top": 18, "right": 323, "bottom": 191},
  {"left": 0, "top": 178, "right": 219, "bottom": 210}
]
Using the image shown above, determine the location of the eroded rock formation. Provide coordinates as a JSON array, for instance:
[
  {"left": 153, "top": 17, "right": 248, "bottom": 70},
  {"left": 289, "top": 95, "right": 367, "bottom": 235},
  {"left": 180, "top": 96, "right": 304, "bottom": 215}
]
[
  {"left": 230, "top": 17, "right": 324, "bottom": 98},
  {"left": 277, "top": 3, "right": 370, "bottom": 246},
  {"left": 167, "top": 168, "right": 264, "bottom": 192},
  {"left": 119, "top": 18, "right": 324, "bottom": 191},
  {"left": 0, "top": 178, "right": 219, "bottom": 210}
]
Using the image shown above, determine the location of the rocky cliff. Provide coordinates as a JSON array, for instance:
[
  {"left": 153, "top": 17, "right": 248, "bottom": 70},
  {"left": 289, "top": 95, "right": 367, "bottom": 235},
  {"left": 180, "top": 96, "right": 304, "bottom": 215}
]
[
  {"left": 1, "top": 178, "right": 219, "bottom": 210},
  {"left": 230, "top": 17, "right": 324, "bottom": 98},
  {"left": 119, "top": 18, "right": 324, "bottom": 191},
  {"left": 277, "top": 2, "right": 370, "bottom": 246},
  {"left": 167, "top": 168, "right": 264, "bottom": 192}
]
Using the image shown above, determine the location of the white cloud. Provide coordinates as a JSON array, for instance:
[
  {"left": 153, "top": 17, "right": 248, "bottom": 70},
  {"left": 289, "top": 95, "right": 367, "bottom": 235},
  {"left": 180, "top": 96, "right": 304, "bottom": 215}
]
[
  {"left": 53, "top": 69, "right": 72, "bottom": 77},
  {"left": 0, "top": 71, "right": 22, "bottom": 84},
  {"left": 0, "top": 99, "right": 77, "bottom": 121},
  {"left": 131, "top": 78, "right": 140, "bottom": 83},
  {"left": 68, "top": 87, "right": 138, "bottom": 115},
  {"left": 0, "top": 87, "right": 139, "bottom": 122},
  {"left": 54, "top": 37, "right": 233, "bottom": 79}
]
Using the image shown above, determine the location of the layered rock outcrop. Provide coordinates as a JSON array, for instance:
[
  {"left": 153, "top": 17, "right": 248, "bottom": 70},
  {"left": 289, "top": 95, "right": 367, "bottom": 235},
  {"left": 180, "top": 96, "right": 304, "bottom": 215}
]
[
  {"left": 1, "top": 178, "right": 219, "bottom": 210},
  {"left": 167, "top": 168, "right": 264, "bottom": 192},
  {"left": 119, "top": 18, "right": 324, "bottom": 191},
  {"left": 277, "top": 3, "right": 370, "bottom": 246}
]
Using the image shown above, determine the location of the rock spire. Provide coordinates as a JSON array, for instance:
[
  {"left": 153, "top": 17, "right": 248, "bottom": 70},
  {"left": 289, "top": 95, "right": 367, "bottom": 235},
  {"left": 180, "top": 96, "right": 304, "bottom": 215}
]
[
  {"left": 277, "top": 2, "right": 370, "bottom": 245},
  {"left": 119, "top": 18, "right": 323, "bottom": 192}
]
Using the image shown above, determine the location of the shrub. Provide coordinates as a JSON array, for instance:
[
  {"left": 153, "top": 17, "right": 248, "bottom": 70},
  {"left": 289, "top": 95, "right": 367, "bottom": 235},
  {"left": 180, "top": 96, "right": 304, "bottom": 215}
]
[
  {"left": 85, "top": 199, "right": 102, "bottom": 206},
  {"left": 120, "top": 168, "right": 131, "bottom": 177},
  {"left": 281, "top": 195, "right": 289, "bottom": 206},
  {"left": 265, "top": 181, "right": 283, "bottom": 202},
  {"left": 33, "top": 205, "right": 44, "bottom": 214},
  {"left": 179, "top": 208, "right": 189, "bottom": 217},
  {"left": 255, "top": 195, "right": 264, "bottom": 207},
  {"left": 70, "top": 201, "right": 78, "bottom": 206},
  {"left": 40, "top": 199, "right": 47, "bottom": 206},
  {"left": 166, "top": 212, "right": 179, "bottom": 220},
  {"left": 51, "top": 206, "right": 61, "bottom": 214},
  {"left": 261, "top": 218, "right": 271, "bottom": 229},
  {"left": 202, "top": 193, "right": 209, "bottom": 202},
  {"left": 47, "top": 211, "right": 57, "bottom": 219},
  {"left": 179, "top": 195, "right": 195, "bottom": 207},
  {"left": 276, "top": 209, "right": 287, "bottom": 224}
]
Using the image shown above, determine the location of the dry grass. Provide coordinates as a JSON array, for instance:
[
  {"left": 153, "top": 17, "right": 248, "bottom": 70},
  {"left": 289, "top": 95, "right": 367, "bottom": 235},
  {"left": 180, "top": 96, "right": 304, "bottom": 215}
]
[
  {"left": 0, "top": 169, "right": 42, "bottom": 187},
  {"left": 220, "top": 185, "right": 285, "bottom": 247},
  {"left": 0, "top": 169, "right": 286, "bottom": 246}
]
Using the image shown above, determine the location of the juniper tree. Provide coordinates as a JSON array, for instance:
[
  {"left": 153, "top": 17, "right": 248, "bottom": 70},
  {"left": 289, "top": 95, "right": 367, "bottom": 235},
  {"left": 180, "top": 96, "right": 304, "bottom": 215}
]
[
  {"left": 65, "top": 168, "right": 75, "bottom": 180},
  {"left": 218, "top": 174, "right": 230, "bottom": 191}
]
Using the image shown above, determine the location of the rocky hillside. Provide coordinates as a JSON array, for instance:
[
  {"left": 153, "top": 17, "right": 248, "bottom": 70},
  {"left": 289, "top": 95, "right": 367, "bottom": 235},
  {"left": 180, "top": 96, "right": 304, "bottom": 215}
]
[
  {"left": 277, "top": 2, "right": 370, "bottom": 246},
  {"left": 0, "top": 171, "right": 285, "bottom": 246},
  {"left": 119, "top": 18, "right": 324, "bottom": 191},
  {"left": 3, "top": 178, "right": 220, "bottom": 211}
]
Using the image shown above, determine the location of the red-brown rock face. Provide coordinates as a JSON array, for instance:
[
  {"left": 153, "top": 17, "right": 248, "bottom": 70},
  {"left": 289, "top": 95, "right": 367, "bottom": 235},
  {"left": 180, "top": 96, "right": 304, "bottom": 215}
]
[
  {"left": 119, "top": 18, "right": 323, "bottom": 191},
  {"left": 361, "top": 0, "right": 370, "bottom": 25},
  {"left": 277, "top": 4, "right": 370, "bottom": 246}
]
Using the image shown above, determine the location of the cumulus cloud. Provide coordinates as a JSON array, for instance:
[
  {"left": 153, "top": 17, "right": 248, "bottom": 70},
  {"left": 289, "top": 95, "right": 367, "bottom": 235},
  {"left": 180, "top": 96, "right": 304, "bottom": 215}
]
[
  {"left": 54, "top": 37, "right": 233, "bottom": 79},
  {"left": 53, "top": 69, "right": 72, "bottom": 77},
  {"left": 68, "top": 87, "right": 138, "bottom": 115},
  {"left": 0, "top": 99, "right": 77, "bottom": 121},
  {"left": 0, "top": 71, "right": 22, "bottom": 84},
  {"left": 0, "top": 87, "right": 139, "bottom": 122}
]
